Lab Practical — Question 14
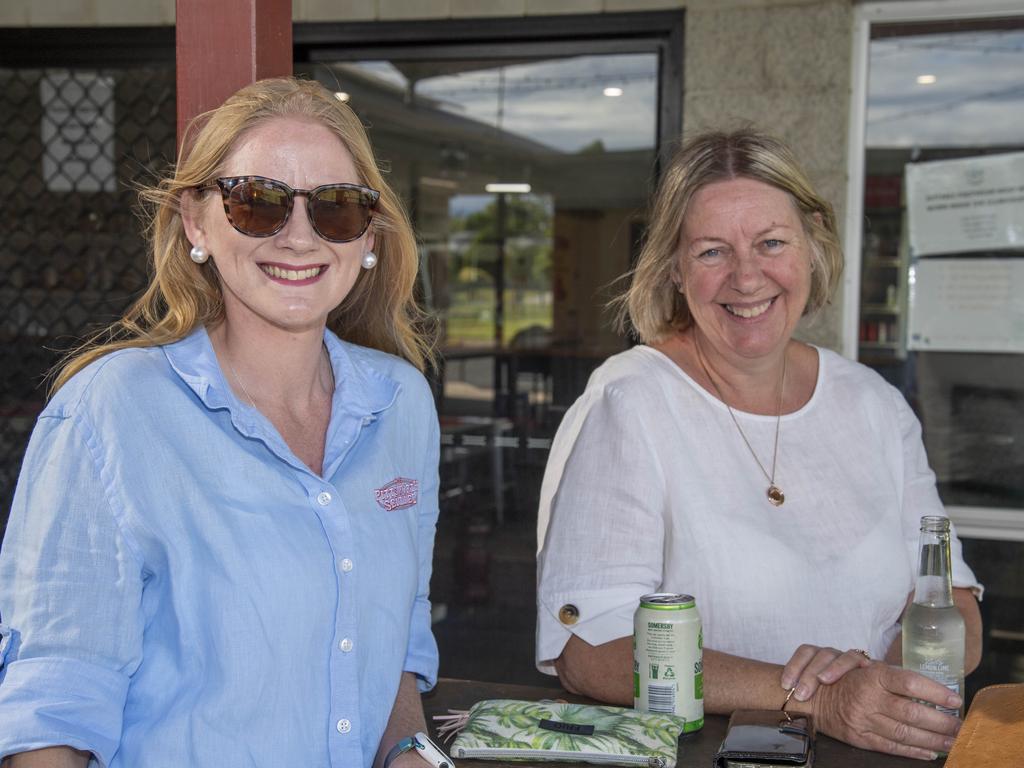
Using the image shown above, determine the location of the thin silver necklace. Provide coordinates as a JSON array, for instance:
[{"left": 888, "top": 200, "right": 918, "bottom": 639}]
[
  {"left": 226, "top": 357, "right": 258, "bottom": 409},
  {"left": 695, "top": 337, "right": 787, "bottom": 507},
  {"left": 226, "top": 346, "right": 332, "bottom": 410}
]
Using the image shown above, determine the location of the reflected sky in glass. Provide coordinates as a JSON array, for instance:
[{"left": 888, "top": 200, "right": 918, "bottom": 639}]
[
  {"left": 357, "top": 54, "right": 658, "bottom": 153},
  {"left": 867, "top": 28, "right": 1024, "bottom": 147}
]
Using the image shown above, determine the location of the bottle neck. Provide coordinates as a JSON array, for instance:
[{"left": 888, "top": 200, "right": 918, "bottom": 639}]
[{"left": 913, "top": 529, "right": 954, "bottom": 608}]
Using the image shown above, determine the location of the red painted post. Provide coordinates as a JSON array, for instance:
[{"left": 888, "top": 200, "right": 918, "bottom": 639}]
[{"left": 175, "top": 0, "right": 293, "bottom": 150}]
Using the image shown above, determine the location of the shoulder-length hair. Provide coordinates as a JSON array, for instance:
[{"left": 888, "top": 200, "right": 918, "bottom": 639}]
[
  {"left": 51, "top": 76, "right": 434, "bottom": 394},
  {"left": 616, "top": 129, "right": 843, "bottom": 343}
]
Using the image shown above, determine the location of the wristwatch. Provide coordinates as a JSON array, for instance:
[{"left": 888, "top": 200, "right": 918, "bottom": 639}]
[
  {"left": 383, "top": 736, "right": 417, "bottom": 768},
  {"left": 383, "top": 732, "right": 454, "bottom": 768}
]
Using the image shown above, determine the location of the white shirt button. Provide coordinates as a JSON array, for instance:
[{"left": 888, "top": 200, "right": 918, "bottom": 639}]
[
  {"left": 340, "top": 558, "right": 353, "bottom": 572},
  {"left": 336, "top": 718, "right": 351, "bottom": 734},
  {"left": 339, "top": 637, "right": 353, "bottom": 652},
  {"left": 316, "top": 491, "right": 332, "bottom": 506}
]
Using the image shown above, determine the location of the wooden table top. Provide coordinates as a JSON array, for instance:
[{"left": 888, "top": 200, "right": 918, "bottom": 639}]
[{"left": 421, "top": 678, "right": 940, "bottom": 768}]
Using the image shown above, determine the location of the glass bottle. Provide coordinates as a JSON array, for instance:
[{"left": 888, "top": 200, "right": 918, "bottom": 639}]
[{"left": 902, "top": 515, "right": 965, "bottom": 717}]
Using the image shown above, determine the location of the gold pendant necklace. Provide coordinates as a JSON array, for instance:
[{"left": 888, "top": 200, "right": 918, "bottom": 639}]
[{"left": 695, "top": 338, "right": 787, "bottom": 507}]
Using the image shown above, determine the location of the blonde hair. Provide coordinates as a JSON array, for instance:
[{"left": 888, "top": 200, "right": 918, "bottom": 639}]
[
  {"left": 52, "top": 76, "right": 434, "bottom": 394},
  {"left": 616, "top": 129, "right": 843, "bottom": 343}
]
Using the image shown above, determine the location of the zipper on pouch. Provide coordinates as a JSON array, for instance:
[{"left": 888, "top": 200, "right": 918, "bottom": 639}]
[{"left": 453, "top": 747, "right": 666, "bottom": 767}]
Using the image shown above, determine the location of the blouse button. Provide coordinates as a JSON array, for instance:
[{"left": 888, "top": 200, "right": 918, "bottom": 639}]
[
  {"left": 559, "top": 604, "right": 580, "bottom": 625},
  {"left": 336, "top": 718, "right": 351, "bottom": 734},
  {"left": 340, "top": 558, "right": 353, "bottom": 572},
  {"left": 316, "top": 491, "right": 332, "bottom": 506}
]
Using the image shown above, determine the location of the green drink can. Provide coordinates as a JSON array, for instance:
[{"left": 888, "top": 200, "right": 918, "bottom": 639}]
[{"left": 633, "top": 593, "right": 704, "bottom": 732}]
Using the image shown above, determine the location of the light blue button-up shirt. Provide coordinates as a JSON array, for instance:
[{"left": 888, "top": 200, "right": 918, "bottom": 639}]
[{"left": 0, "top": 327, "right": 440, "bottom": 767}]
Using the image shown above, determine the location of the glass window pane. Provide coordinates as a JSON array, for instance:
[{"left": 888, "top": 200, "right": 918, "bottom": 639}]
[
  {"left": 861, "top": 18, "right": 1024, "bottom": 512},
  {"left": 860, "top": 16, "right": 1024, "bottom": 696},
  {"left": 300, "top": 50, "right": 660, "bottom": 684}
]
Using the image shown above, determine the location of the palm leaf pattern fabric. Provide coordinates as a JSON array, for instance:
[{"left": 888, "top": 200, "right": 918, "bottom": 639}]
[{"left": 451, "top": 699, "right": 686, "bottom": 766}]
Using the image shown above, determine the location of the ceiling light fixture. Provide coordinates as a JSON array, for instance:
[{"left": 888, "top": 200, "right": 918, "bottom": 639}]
[
  {"left": 916, "top": 75, "right": 936, "bottom": 85},
  {"left": 603, "top": 87, "right": 623, "bottom": 97},
  {"left": 485, "top": 182, "right": 532, "bottom": 194}
]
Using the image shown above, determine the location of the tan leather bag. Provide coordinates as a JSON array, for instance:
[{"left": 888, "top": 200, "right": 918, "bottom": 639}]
[{"left": 945, "top": 683, "right": 1024, "bottom": 767}]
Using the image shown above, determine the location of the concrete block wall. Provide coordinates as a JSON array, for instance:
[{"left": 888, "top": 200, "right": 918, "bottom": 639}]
[
  {"left": 681, "top": 0, "right": 853, "bottom": 350},
  {"left": 1, "top": 0, "right": 853, "bottom": 349}
]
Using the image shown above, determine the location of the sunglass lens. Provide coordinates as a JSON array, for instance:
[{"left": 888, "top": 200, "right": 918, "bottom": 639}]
[
  {"left": 228, "top": 179, "right": 290, "bottom": 236},
  {"left": 310, "top": 187, "right": 374, "bottom": 242}
]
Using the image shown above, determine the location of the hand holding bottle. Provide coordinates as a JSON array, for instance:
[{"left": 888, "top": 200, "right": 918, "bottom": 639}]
[{"left": 801, "top": 661, "right": 962, "bottom": 760}]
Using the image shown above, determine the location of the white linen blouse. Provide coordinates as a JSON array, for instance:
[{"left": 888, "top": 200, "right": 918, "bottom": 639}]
[{"left": 536, "top": 345, "right": 980, "bottom": 674}]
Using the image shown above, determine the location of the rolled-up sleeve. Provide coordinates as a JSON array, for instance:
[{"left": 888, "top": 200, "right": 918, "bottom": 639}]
[
  {"left": 536, "top": 385, "right": 666, "bottom": 674},
  {"left": 0, "top": 410, "right": 145, "bottom": 766},
  {"left": 402, "top": 401, "right": 440, "bottom": 692}
]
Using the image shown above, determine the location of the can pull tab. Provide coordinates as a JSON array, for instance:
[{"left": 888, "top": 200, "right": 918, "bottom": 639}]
[{"left": 538, "top": 719, "right": 595, "bottom": 736}]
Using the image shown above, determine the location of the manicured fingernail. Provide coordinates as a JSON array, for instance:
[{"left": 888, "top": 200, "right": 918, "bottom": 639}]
[
  {"left": 947, "top": 694, "right": 963, "bottom": 708},
  {"left": 781, "top": 676, "right": 793, "bottom": 689},
  {"left": 926, "top": 752, "right": 938, "bottom": 761},
  {"left": 795, "top": 685, "right": 810, "bottom": 701},
  {"left": 944, "top": 738, "right": 956, "bottom": 750}
]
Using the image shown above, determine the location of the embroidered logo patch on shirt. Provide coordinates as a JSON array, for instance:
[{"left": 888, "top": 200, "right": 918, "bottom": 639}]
[{"left": 375, "top": 477, "right": 418, "bottom": 511}]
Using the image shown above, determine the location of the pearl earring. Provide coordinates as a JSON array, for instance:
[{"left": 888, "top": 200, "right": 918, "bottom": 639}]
[
  {"left": 361, "top": 251, "right": 378, "bottom": 270},
  {"left": 189, "top": 245, "right": 209, "bottom": 264}
]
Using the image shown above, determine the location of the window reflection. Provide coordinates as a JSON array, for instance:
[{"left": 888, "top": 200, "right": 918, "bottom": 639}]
[
  {"left": 302, "top": 51, "right": 659, "bottom": 684},
  {"left": 861, "top": 18, "right": 1024, "bottom": 513},
  {"left": 860, "top": 16, "right": 1024, "bottom": 696}
]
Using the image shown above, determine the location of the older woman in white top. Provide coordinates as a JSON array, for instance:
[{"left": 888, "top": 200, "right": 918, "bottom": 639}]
[{"left": 536, "top": 130, "right": 982, "bottom": 761}]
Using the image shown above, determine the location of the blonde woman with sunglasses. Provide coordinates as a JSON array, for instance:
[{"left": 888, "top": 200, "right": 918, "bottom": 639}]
[{"left": 0, "top": 78, "right": 439, "bottom": 768}]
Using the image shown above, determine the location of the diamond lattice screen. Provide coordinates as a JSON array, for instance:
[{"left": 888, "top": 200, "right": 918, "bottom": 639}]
[{"left": 0, "top": 67, "right": 176, "bottom": 531}]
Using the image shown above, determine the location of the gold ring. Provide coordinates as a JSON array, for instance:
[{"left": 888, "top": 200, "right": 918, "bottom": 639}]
[{"left": 850, "top": 648, "right": 870, "bottom": 660}]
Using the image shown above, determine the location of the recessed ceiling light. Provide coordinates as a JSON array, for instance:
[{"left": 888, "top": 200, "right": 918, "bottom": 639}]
[
  {"left": 916, "top": 75, "right": 936, "bottom": 85},
  {"left": 334, "top": 91, "right": 350, "bottom": 102},
  {"left": 485, "top": 183, "right": 532, "bottom": 194},
  {"left": 603, "top": 87, "right": 623, "bottom": 97}
]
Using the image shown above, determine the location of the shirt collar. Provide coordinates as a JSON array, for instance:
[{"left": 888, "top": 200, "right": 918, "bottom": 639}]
[{"left": 162, "top": 326, "right": 400, "bottom": 421}]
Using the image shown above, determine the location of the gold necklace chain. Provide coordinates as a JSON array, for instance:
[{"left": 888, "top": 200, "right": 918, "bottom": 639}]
[{"left": 694, "top": 337, "right": 787, "bottom": 507}]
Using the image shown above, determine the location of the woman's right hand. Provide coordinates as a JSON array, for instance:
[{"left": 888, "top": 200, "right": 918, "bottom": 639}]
[{"left": 807, "top": 662, "right": 962, "bottom": 760}]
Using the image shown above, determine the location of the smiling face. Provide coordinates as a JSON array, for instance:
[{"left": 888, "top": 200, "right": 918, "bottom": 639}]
[
  {"left": 676, "top": 176, "right": 813, "bottom": 363},
  {"left": 183, "top": 116, "right": 374, "bottom": 337}
]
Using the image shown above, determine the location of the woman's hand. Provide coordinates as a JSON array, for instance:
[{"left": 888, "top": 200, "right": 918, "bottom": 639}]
[
  {"left": 780, "top": 644, "right": 873, "bottom": 704},
  {"left": 807, "top": 662, "right": 962, "bottom": 760}
]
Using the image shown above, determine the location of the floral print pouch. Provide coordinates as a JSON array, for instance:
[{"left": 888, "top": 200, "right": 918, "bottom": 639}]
[{"left": 439, "top": 699, "right": 687, "bottom": 767}]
